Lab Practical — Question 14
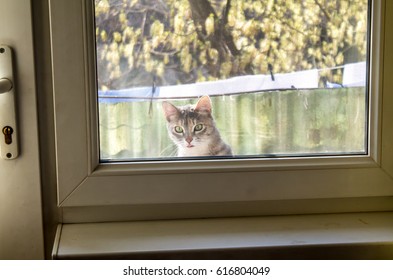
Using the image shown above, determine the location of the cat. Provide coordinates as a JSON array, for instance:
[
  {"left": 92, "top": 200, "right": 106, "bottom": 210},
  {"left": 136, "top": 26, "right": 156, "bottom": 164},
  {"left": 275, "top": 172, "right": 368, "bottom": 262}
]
[{"left": 162, "top": 95, "right": 233, "bottom": 157}]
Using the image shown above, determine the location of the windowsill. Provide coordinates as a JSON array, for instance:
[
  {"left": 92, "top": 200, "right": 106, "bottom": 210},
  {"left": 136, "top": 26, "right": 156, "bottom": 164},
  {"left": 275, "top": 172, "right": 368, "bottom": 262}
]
[{"left": 53, "top": 212, "right": 393, "bottom": 259}]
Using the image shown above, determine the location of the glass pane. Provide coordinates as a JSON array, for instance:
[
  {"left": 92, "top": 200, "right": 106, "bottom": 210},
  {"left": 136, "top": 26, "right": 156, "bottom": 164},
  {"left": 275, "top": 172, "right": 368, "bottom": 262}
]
[{"left": 95, "top": 0, "right": 370, "bottom": 162}]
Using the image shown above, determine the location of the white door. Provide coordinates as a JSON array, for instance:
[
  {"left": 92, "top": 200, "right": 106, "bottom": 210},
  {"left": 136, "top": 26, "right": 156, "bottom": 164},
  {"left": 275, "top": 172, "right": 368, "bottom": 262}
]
[{"left": 0, "top": 0, "right": 44, "bottom": 259}]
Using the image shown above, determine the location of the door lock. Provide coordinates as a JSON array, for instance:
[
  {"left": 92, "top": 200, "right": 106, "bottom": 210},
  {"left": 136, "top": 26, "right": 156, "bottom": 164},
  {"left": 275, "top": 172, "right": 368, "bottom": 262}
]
[
  {"left": 3, "top": 126, "right": 14, "bottom": 145},
  {"left": 0, "top": 45, "right": 18, "bottom": 159}
]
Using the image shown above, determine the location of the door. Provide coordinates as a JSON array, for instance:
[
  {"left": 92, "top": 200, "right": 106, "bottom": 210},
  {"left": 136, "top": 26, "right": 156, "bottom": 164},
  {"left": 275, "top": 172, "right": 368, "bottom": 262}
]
[{"left": 0, "top": 0, "right": 44, "bottom": 259}]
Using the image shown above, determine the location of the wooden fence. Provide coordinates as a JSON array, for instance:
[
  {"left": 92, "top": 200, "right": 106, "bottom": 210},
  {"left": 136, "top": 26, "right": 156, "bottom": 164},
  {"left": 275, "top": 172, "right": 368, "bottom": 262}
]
[{"left": 99, "top": 87, "right": 366, "bottom": 161}]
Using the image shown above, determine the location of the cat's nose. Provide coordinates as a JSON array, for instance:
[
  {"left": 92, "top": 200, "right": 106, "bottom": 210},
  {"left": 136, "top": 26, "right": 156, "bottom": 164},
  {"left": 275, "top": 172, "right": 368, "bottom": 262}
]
[{"left": 185, "top": 136, "right": 193, "bottom": 144}]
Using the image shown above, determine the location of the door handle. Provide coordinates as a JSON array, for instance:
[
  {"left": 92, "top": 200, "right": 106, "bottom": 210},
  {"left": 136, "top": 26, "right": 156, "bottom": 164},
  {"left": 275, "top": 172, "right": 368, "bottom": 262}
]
[{"left": 0, "top": 45, "right": 18, "bottom": 159}]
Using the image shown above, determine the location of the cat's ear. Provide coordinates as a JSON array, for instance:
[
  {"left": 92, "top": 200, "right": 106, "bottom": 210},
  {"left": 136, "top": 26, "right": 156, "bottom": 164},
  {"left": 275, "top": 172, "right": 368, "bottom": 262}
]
[
  {"left": 195, "top": 95, "right": 212, "bottom": 114},
  {"left": 162, "top": 101, "right": 179, "bottom": 121}
]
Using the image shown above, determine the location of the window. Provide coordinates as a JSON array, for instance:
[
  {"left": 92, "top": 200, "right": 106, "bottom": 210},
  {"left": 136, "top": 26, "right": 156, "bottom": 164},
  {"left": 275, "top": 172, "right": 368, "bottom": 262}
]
[
  {"left": 96, "top": 0, "right": 369, "bottom": 162},
  {"left": 49, "top": 0, "right": 393, "bottom": 221}
]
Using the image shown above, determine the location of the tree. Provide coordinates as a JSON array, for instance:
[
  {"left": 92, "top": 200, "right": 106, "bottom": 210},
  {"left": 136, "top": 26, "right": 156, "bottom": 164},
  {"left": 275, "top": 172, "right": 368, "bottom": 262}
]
[{"left": 95, "top": 0, "right": 368, "bottom": 90}]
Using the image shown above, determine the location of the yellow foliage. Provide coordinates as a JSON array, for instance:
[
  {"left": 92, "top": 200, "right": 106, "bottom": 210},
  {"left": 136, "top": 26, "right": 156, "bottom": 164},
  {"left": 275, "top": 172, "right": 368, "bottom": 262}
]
[
  {"left": 95, "top": 0, "right": 110, "bottom": 14},
  {"left": 208, "top": 48, "right": 219, "bottom": 64},
  {"left": 95, "top": 0, "right": 369, "bottom": 90},
  {"left": 113, "top": 32, "right": 122, "bottom": 43},
  {"left": 119, "top": 12, "right": 127, "bottom": 24},
  {"left": 100, "top": 30, "right": 107, "bottom": 42},
  {"left": 205, "top": 14, "right": 215, "bottom": 36},
  {"left": 150, "top": 20, "right": 164, "bottom": 37},
  {"left": 220, "top": 61, "right": 233, "bottom": 77}
]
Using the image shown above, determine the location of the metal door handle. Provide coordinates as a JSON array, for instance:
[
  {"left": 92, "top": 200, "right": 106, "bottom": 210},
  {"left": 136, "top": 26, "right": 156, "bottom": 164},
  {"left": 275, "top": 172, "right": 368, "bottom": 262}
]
[{"left": 0, "top": 45, "right": 18, "bottom": 159}]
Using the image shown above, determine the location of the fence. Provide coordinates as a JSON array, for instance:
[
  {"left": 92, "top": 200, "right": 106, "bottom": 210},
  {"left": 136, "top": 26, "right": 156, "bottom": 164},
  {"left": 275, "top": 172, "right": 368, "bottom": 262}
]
[{"left": 99, "top": 87, "right": 366, "bottom": 161}]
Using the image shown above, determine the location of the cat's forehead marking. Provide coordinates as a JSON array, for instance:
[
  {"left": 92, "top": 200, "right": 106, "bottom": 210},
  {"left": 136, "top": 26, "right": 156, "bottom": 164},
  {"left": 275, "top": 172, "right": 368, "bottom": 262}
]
[{"left": 178, "top": 104, "right": 197, "bottom": 118}]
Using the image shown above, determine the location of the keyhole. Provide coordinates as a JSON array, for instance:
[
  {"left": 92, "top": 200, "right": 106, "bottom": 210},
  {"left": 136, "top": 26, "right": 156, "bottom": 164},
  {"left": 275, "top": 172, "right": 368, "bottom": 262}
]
[{"left": 2, "top": 126, "right": 13, "bottom": 145}]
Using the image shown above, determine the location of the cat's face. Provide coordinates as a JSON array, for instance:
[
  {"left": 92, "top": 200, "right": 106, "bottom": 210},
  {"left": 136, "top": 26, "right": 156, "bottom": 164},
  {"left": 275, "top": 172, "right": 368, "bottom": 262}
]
[{"left": 162, "top": 96, "right": 215, "bottom": 154}]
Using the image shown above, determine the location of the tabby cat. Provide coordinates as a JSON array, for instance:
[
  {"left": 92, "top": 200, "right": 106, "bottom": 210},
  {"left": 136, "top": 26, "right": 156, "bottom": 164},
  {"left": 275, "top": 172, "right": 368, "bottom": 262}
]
[{"left": 162, "top": 95, "right": 233, "bottom": 157}]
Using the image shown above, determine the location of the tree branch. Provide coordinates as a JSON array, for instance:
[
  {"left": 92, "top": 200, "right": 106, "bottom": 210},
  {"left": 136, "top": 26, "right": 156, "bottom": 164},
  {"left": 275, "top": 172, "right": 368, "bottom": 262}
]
[
  {"left": 314, "top": 0, "right": 331, "bottom": 21},
  {"left": 222, "top": 0, "right": 231, "bottom": 25},
  {"left": 133, "top": 11, "right": 147, "bottom": 68},
  {"left": 188, "top": 0, "right": 239, "bottom": 59}
]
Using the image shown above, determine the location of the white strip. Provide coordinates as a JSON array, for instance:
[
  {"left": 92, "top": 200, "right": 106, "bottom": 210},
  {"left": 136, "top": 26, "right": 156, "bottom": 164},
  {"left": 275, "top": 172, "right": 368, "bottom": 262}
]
[{"left": 0, "top": 260, "right": 392, "bottom": 279}]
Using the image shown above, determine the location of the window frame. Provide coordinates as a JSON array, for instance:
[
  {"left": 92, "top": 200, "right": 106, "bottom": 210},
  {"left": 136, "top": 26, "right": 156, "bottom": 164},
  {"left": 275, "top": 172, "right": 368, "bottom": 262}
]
[{"left": 49, "top": 0, "right": 393, "bottom": 217}]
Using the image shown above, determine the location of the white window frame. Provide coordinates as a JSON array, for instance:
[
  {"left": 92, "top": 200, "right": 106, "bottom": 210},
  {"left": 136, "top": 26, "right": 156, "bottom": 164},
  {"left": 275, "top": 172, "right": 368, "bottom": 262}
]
[{"left": 49, "top": 0, "right": 393, "bottom": 220}]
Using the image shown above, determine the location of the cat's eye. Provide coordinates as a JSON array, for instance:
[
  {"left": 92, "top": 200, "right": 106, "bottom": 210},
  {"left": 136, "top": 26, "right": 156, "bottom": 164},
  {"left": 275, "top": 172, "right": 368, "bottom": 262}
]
[
  {"left": 174, "top": 126, "right": 184, "bottom": 133},
  {"left": 194, "top": 124, "right": 204, "bottom": 132}
]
